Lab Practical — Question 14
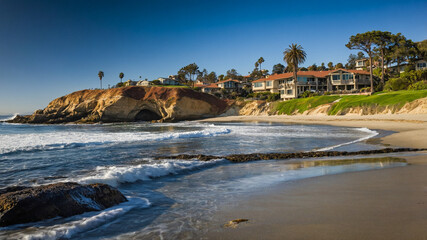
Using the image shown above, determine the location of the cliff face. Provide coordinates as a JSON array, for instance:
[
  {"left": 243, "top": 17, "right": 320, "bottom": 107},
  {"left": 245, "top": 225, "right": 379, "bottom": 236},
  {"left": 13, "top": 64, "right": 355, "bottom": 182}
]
[
  {"left": 10, "top": 87, "right": 228, "bottom": 124},
  {"left": 224, "top": 97, "right": 427, "bottom": 117}
]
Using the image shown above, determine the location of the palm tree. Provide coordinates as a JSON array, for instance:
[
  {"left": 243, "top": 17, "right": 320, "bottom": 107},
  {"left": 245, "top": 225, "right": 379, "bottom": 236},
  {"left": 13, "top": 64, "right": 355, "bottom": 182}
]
[
  {"left": 98, "top": 71, "right": 104, "bottom": 89},
  {"left": 257, "top": 57, "right": 265, "bottom": 71},
  {"left": 119, "top": 72, "right": 124, "bottom": 83},
  {"left": 283, "top": 44, "right": 307, "bottom": 98}
]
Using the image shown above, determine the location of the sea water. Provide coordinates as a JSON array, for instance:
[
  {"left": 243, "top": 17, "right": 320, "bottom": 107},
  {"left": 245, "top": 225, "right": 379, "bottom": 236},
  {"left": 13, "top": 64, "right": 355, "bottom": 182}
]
[{"left": 0, "top": 115, "right": 405, "bottom": 239}]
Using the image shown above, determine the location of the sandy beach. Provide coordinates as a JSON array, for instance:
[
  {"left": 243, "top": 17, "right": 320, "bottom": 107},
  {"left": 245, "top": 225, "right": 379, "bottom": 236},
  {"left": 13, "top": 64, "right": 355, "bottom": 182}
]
[{"left": 201, "top": 114, "right": 427, "bottom": 239}]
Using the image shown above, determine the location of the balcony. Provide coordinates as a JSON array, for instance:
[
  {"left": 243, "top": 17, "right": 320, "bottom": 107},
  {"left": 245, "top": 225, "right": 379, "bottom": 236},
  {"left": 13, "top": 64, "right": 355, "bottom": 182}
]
[{"left": 332, "top": 80, "right": 355, "bottom": 85}]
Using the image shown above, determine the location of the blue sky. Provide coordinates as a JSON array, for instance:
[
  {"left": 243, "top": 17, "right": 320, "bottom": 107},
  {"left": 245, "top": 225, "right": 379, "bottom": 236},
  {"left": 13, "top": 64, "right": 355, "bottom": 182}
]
[{"left": 0, "top": 0, "right": 426, "bottom": 114}]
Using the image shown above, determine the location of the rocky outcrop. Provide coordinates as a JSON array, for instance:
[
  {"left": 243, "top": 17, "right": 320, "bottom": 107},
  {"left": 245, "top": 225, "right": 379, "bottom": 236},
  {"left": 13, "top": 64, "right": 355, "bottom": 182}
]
[
  {"left": 157, "top": 147, "right": 426, "bottom": 163},
  {"left": 0, "top": 182, "right": 127, "bottom": 227},
  {"left": 8, "top": 87, "right": 228, "bottom": 124}
]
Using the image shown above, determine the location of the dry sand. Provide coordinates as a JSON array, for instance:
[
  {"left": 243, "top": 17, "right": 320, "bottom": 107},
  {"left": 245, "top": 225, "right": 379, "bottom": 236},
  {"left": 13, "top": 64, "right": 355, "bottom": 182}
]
[{"left": 200, "top": 114, "right": 427, "bottom": 239}]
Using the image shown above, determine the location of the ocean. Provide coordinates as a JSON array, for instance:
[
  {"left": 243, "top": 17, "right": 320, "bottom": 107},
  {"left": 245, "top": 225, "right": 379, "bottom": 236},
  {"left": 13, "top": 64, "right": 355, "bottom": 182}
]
[{"left": 0, "top": 114, "right": 407, "bottom": 239}]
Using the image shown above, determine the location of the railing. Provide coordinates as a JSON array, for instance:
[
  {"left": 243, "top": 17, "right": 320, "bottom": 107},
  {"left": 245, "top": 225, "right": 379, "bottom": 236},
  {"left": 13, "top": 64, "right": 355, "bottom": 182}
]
[{"left": 332, "top": 80, "right": 355, "bottom": 85}]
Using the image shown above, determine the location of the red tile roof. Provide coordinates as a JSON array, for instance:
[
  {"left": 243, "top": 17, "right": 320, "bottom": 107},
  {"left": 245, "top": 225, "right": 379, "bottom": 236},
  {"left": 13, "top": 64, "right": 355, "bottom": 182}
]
[{"left": 216, "top": 79, "right": 240, "bottom": 84}]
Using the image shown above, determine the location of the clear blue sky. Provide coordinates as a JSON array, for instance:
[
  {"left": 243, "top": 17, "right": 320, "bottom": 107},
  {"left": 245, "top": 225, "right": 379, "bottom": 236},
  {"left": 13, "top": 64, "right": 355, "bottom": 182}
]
[{"left": 0, "top": 0, "right": 426, "bottom": 114}]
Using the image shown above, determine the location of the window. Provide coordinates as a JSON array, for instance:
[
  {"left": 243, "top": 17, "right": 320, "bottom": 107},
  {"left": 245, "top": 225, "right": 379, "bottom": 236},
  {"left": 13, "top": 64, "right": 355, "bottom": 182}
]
[
  {"left": 266, "top": 81, "right": 272, "bottom": 87},
  {"left": 417, "top": 63, "right": 427, "bottom": 68},
  {"left": 254, "top": 82, "right": 263, "bottom": 88},
  {"left": 280, "top": 90, "right": 284, "bottom": 95},
  {"left": 343, "top": 74, "right": 352, "bottom": 80},
  {"left": 332, "top": 75, "right": 340, "bottom": 80},
  {"left": 286, "top": 89, "right": 292, "bottom": 95},
  {"left": 297, "top": 76, "right": 307, "bottom": 83},
  {"left": 356, "top": 61, "right": 364, "bottom": 67}
]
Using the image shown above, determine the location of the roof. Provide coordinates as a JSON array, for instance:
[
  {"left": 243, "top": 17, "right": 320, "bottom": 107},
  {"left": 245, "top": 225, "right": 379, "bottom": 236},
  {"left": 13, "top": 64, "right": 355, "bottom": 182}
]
[
  {"left": 216, "top": 79, "right": 240, "bottom": 84},
  {"left": 252, "top": 69, "right": 370, "bottom": 83},
  {"left": 201, "top": 83, "right": 220, "bottom": 89},
  {"left": 331, "top": 68, "right": 370, "bottom": 75}
]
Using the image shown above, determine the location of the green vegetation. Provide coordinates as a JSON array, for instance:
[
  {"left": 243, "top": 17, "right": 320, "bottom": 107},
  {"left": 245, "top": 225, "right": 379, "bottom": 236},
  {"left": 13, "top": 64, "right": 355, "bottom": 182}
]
[
  {"left": 328, "top": 90, "right": 427, "bottom": 115},
  {"left": 384, "top": 69, "right": 427, "bottom": 91},
  {"left": 274, "top": 95, "right": 340, "bottom": 114},
  {"left": 273, "top": 90, "right": 427, "bottom": 115},
  {"left": 248, "top": 92, "right": 280, "bottom": 101}
]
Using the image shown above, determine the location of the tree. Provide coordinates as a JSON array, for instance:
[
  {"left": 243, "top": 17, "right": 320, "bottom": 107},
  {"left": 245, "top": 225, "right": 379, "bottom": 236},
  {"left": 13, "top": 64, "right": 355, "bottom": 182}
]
[
  {"left": 206, "top": 71, "right": 217, "bottom": 83},
  {"left": 119, "top": 72, "right": 124, "bottom": 83},
  {"left": 178, "top": 63, "right": 199, "bottom": 86},
  {"left": 272, "top": 63, "right": 285, "bottom": 74},
  {"left": 346, "top": 31, "right": 377, "bottom": 92},
  {"left": 308, "top": 64, "right": 317, "bottom": 71},
  {"left": 226, "top": 68, "right": 239, "bottom": 79},
  {"left": 218, "top": 74, "right": 225, "bottom": 81},
  {"left": 318, "top": 62, "right": 326, "bottom": 71},
  {"left": 283, "top": 43, "right": 307, "bottom": 98},
  {"left": 257, "top": 57, "right": 265, "bottom": 71},
  {"left": 327, "top": 62, "right": 334, "bottom": 70},
  {"left": 373, "top": 31, "right": 393, "bottom": 85},
  {"left": 347, "top": 54, "right": 357, "bottom": 69},
  {"left": 417, "top": 40, "right": 427, "bottom": 61},
  {"left": 98, "top": 71, "right": 104, "bottom": 89},
  {"left": 335, "top": 63, "right": 344, "bottom": 69}
]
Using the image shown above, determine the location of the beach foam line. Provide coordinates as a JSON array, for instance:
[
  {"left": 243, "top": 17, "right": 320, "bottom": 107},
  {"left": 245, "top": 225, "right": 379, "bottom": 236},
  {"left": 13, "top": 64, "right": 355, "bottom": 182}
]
[
  {"left": 76, "top": 159, "right": 226, "bottom": 187},
  {"left": 0, "top": 127, "right": 231, "bottom": 155},
  {"left": 315, "top": 127, "right": 379, "bottom": 151},
  {"left": 17, "top": 197, "right": 150, "bottom": 240}
]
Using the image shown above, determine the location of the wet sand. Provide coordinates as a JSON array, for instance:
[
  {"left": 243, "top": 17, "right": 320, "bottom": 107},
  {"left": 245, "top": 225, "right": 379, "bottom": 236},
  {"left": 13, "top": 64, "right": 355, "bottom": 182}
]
[
  {"left": 204, "top": 155, "right": 427, "bottom": 240},
  {"left": 201, "top": 114, "right": 427, "bottom": 239}
]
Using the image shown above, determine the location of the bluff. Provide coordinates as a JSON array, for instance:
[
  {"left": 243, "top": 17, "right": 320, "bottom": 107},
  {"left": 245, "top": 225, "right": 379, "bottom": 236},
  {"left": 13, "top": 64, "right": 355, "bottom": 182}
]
[{"left": 9, "top": 87, "right": 228, "bottom": 124}]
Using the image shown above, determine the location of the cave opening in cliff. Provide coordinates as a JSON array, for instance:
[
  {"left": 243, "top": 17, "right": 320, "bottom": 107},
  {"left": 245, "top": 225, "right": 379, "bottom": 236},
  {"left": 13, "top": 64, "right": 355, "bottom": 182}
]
[{"left": 134, "top": 109, "right": 162, "bottom": 121}]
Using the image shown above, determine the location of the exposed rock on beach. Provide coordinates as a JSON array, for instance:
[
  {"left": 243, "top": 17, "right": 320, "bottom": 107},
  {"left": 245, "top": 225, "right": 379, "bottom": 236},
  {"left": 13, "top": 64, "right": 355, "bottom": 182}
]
[{"left": 0, "top": 182, "right": 127, "bottom": 227}]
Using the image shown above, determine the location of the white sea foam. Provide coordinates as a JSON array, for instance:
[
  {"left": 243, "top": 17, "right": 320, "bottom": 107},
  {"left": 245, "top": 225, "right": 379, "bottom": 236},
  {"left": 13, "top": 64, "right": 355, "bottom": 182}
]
[
  {"left": 0, "top": 113, "right": 19, "bottom": 121},
  {"left": 0, "top": 127, "right": 231, "bottom": 155},
  {"left": 315, "top": 127, "right": 379, "bottom": 151},
  {"left": 76, "top": 159, "right": 225, "bottom": 187},
  {"left": 19, "top": 197, "right": 150, "bottom": 240}
]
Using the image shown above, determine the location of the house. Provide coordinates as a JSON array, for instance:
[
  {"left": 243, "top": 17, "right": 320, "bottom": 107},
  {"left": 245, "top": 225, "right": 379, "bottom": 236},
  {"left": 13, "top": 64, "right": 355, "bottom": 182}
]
[
  {"left": 278, "top": 69, "right": 370, "bottom": 100},
  {"left": 216, "top": 79, "right": 241, "bottom": 92},
  {"left": 252, "top": 75, "right": 282, "bottom": 93},
  {"left": 252, "top": 69, "right": 371, "bottom": 100},
  {"left": 415, "top": 60, "right": 427, "bottom": 71},
  {"left": 136, "top": 80, "right": 151, "bottom": 86},
  {"left": 124, "top": 80, "right": 137, "bottom": 86},
  {"left": 355, "top": 59, "right": 368, "bottom": 70},
  {"left": 158, "top": 77, "right": 181, "bottom": 85},
  {"left": 200, "top": 83, "right": 221, "bottom": 94}
]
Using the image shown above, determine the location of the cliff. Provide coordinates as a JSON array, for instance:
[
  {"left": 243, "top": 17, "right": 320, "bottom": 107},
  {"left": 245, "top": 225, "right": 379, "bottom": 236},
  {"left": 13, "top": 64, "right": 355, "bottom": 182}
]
[
  {"left": 222, "top": 96, "right": 427, "bottom": 117},
  {"left": 9, "top": 87, "right": 228, "bottom": 124}
]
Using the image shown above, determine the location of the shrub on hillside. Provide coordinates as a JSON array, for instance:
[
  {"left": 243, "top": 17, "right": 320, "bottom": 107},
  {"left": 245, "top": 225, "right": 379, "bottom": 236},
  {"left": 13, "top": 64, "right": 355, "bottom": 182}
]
[
  {"left": 384, "top": 69, "right": 427, "bottom": 91},
  {"left": 408, "top": 81, "right": 427, "bottom": 90}
]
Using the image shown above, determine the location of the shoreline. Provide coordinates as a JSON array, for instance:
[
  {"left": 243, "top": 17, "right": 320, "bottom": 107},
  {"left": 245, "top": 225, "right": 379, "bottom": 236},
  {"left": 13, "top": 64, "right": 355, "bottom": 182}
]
[
  {"left": 200, "top": 114, "right": 427, "bottom": 239},
  {"left": 200, "top": 114, "right": 427, "bottom": 149}
]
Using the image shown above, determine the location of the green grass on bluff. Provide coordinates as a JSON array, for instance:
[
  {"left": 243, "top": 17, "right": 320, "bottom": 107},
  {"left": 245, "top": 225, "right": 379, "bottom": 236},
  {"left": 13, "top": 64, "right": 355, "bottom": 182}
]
[{"left": 274, "top": 90, "right": 427, "bottom": 115}]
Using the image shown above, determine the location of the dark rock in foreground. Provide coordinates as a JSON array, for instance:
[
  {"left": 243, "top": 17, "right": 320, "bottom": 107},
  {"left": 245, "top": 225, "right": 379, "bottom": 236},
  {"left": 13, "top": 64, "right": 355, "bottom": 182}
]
[{"left": 0, "top": 182, "right": 127, "bottom": 227}]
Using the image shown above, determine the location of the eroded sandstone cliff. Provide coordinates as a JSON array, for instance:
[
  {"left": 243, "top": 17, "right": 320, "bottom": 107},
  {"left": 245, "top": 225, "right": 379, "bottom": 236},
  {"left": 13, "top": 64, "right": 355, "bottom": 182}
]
[{"left": 9, "top": 87, "right": 228, "bottom": 124}]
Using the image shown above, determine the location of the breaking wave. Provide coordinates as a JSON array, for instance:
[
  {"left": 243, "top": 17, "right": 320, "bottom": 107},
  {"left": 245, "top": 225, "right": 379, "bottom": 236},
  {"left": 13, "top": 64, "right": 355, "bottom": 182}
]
[
  {"left": 17, "top": 197, "right": 150, "bottom": 240},
  {"left": 0, "top": 128, "right": 231, "bottom": 155},
  {"left": 76, "top": 159, "right": 226, "bottom": 187},
  {"left": 315, "top": 127, "right": 379, "bottom": 151}
]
